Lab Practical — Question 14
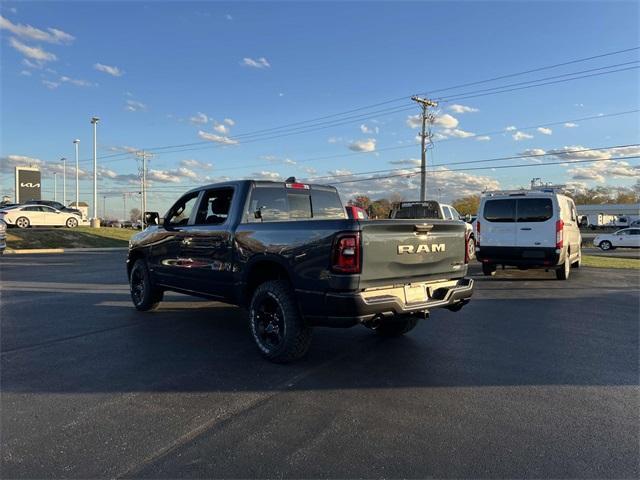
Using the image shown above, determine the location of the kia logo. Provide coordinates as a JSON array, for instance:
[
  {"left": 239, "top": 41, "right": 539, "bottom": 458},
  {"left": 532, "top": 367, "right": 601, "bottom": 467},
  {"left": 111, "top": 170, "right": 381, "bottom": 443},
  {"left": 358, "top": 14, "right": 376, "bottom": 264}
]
[{"left": 20, "top": 182, "right": 40, "bottom": 188}]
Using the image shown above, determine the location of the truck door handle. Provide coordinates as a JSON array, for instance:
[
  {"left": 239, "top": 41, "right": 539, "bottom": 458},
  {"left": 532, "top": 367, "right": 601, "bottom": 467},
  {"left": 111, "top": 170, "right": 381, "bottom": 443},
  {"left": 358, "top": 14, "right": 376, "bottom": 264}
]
[
  {"left": 181, "top": 237, "right": 193, "bottom": 245},
  {"left": 520, "top": 227, "right": 532, "bottom": 231}
]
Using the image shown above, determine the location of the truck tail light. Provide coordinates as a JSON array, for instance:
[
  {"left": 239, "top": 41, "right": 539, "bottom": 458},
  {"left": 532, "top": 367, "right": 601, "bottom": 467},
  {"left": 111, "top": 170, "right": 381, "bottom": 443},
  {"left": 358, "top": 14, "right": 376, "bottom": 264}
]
[
  {"left": 476, "top": 221, "right": 480, "bottom": 247},
  {"left": 556, "top": 219, "right": 564, "bottom": 249},
  {"left": 332, "top": 232, "right": 361, "bottom": 274}
]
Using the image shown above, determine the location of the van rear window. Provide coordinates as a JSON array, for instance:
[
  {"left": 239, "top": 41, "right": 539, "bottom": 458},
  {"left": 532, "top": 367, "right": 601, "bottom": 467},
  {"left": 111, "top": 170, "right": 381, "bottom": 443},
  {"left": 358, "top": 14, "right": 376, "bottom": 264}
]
[
  {"left": 484, "top": 199, "right": 515, "bottom": 222},
  {"left": 517, "top": 198, "right": 553, "bottom": 222}
]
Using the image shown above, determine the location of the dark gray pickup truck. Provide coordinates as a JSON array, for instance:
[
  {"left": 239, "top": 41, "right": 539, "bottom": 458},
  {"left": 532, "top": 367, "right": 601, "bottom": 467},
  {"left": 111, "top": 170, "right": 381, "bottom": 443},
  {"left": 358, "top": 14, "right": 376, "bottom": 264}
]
[{"left": 127, "top": 179, "right": 473, "bottom": 362}]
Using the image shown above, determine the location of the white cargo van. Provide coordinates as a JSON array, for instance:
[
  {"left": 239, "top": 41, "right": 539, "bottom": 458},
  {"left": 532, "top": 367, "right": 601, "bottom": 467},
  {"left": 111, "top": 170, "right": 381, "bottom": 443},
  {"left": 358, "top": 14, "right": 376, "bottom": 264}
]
[{"left": 475, "top": 189, "right": 582, "bottom": 280}]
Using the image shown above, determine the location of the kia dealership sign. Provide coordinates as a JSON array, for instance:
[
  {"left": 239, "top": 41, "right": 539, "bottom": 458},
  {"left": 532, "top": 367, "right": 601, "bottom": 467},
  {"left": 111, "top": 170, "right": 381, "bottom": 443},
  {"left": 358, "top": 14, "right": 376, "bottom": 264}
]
[{"left": 15, "top": 167, "right": 41, "bottom": 203}]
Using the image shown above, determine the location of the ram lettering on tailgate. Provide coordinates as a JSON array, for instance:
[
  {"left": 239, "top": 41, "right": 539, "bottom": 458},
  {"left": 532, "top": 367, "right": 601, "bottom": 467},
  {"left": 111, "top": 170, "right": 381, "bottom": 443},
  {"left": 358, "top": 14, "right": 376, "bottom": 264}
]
[{"left": 397, "top": 243, "right": 446, "bottom": 254}]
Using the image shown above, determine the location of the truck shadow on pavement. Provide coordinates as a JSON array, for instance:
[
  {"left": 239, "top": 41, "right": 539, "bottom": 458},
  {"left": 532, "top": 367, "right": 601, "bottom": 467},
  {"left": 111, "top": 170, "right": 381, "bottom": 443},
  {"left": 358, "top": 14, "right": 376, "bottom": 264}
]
[{"left": 2, "top": 288, "right": 638, "bottom": 394}]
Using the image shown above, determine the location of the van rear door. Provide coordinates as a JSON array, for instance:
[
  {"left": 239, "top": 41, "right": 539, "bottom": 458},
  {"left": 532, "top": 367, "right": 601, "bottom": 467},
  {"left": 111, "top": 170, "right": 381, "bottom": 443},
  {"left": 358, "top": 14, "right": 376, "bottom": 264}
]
[
  {"left": 514, "top": 197, "right": 555, "bottom": 247},
  {"left": 480, "top": 198, "right": 516, "bottom": 246}
]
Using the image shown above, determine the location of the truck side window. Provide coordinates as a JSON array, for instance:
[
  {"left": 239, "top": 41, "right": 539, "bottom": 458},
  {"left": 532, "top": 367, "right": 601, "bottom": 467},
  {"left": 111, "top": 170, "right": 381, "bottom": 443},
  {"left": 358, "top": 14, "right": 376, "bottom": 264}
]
[
  {"left": 311, "top": 190, "right": 346, "bottom": 219},
  {"left": 248, "top": 187, "right": 288, "bottom": 222},
  {"left": 194, "top": 188, "right": 234, "bottom": 225},
  {"left": 166, "top": 192, "right": 199, "bottom": 227}
]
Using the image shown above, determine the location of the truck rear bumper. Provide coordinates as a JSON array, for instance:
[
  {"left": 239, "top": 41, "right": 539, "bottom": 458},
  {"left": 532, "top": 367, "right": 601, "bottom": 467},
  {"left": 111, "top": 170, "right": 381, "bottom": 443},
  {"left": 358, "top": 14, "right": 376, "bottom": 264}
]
[
  {"left": 303, "top": 277, "right": 474, "bottom": 327},
  {"left": 476, "top": 246, "right": 561, "bottom": 267}
]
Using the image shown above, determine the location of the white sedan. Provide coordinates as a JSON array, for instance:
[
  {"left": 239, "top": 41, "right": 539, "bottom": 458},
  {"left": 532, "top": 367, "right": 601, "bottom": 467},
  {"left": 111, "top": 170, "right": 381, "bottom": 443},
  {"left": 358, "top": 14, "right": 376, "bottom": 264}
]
[
  {"left": 594, "top": 228, "right": 640, "bottom": 250},
  {"left": 0, "top": 205, "right": 81, "bottom": 228}
]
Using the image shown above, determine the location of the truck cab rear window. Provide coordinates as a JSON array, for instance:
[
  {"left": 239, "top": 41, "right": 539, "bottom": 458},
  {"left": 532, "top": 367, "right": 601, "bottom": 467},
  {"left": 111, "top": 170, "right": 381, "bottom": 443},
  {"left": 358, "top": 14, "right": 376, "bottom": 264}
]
[{"left": 248, "top": 186, "right": 344, "bottom": 222}]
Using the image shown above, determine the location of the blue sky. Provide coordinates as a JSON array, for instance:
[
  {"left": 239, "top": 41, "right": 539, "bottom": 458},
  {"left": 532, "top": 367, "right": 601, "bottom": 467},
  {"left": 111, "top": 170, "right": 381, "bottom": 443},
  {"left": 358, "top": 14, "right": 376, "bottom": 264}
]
[{"left": 1, "top": 1, "right": 639, "bottom": 218}]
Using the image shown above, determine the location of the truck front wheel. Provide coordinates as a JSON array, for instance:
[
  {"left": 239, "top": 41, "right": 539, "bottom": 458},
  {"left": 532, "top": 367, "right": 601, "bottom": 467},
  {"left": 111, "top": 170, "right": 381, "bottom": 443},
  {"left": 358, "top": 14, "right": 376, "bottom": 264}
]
[
  {"left": 376, "top": 316, "right": 418, "bottom": 337},
  {"left": 249, "top": 280, "right": 312, "bottom": 363},
  {"left": 129, "top": 259, "right": 163, "bottom": 311}
]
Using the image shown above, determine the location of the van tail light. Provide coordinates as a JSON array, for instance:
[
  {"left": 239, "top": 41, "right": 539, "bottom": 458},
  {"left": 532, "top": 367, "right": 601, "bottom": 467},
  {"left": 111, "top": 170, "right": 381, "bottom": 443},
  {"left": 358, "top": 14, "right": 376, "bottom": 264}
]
[
  {"left": 332, "top": 232, "right": 361, "bottom": 274},
  {"left": 476, "top": 221, "right": 480, "bottom": 247},
  {"left": 556, "top": 219, "right": 564, "bottom": 249}
]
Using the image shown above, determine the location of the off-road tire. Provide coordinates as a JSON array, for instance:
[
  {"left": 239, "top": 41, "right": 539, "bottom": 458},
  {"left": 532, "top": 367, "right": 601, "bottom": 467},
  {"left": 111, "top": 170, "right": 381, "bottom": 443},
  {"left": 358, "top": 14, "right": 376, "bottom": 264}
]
[
  {"left": 129, "top": 259, "right": 163, "bottom": 311},
  {"left": 482, "top": 263, "right": 496, "bottom": 276},
  {"left": 376, "top": 316, "right": 419, "bottom": 337},
  {"left": 249, "top": 280, "right": 312, "bottom": 363},
  {"left": 16, "top": 217, "right": 30, "bottom": 229}
]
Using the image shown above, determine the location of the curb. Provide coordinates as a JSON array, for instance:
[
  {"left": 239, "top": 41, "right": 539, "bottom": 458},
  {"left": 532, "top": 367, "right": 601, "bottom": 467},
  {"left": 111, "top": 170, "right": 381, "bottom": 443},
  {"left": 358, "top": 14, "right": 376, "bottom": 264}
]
[{"left": 4, "top": 247, "right": 128, "bottom": 255}]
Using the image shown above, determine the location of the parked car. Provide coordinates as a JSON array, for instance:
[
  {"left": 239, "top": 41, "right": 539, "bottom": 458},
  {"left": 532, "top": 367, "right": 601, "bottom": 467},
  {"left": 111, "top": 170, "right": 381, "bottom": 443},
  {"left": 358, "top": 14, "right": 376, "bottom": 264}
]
[
  {"left": 475, "top": 188, "right": 582, "bottom": 280},
  {"left": 0, "top": 219, "right": 6, "bottom": 254},
  {"left": 389, "top": 201, "right": 475, "bottom": 260},
  {"left": 0, "top": 204, "right": 81, "bottom": 228},
  {"left": 593, "top": 228, "right": 640, "bottom": 250},
  {"left": 25, "top": 200, "right": 83, "bottom": 217},
  {"left": 631, "top": 219, "right": 640, "bottom": 228},
  {"left": 127, "top": 179, "right": 474, "bottom": 362}
]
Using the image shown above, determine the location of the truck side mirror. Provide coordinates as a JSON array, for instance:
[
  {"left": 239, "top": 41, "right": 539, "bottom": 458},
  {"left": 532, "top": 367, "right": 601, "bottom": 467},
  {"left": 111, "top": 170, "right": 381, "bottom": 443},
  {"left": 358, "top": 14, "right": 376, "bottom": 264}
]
[
  {"left": 464, "top": 214, "right": 471, "bottom": 222},
  {"left": 254, "top": 209, "right": 262, "bottom": 220},
  {"left": 144, "top": 211, "right": 160, "bottom": 225}
]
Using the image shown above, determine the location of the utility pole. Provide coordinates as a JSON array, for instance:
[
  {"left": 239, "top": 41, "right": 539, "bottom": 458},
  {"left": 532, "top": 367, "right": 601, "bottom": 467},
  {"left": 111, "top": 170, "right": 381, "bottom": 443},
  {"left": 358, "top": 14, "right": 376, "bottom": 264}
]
[
  {"left": 53, "top": 172, "right": 57, "bottom": 201},
  {"left": 103, "top": 195, "right": 107, "bottom": 219},
  {"left": 123, "top": 193, "right": 127, "bottom": 222},
  {"left": 73, "top": 139, "right": 80, "bottom": 208},
  {"left": 90, "top": 116, "right": 100, "bottom": 227},
  {"left": 61, "top": 157, "right": 67, "bottom": 205},
  {"left": 411, "top": 96, "right": 438, "bottom": 201},
  {"left": 135, "top": 150, "right": 154, "bottom": 229}
]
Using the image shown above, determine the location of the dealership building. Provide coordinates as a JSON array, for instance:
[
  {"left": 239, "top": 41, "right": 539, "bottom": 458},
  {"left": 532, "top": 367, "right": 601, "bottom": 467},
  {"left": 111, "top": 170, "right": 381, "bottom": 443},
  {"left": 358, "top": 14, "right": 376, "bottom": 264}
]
[{"left": 576, "top": 203, "right": 640, "bottom": 217}]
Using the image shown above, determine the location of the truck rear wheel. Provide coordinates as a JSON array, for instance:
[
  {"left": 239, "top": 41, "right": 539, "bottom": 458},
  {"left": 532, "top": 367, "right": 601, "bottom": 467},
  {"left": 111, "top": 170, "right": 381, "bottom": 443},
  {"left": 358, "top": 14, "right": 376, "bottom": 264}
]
[
  {"left": 376, "top": 316, "right": 418, "bottom": 337},
  {"left": 249, "top": 280, "right": 312, "bottom": 363},
  {"left": 482, "top": 263, "right": 496, "bottom": 276},
  {"left": 556, "top": 258, "right": 571, "bottom": 280}
]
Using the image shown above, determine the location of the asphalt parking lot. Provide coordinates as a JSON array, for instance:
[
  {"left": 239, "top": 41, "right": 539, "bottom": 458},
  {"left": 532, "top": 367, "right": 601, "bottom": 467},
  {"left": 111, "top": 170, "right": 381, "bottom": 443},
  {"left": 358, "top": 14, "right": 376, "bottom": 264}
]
[{"left": 1, "top": 252, "right": 638, "bottom": 478}]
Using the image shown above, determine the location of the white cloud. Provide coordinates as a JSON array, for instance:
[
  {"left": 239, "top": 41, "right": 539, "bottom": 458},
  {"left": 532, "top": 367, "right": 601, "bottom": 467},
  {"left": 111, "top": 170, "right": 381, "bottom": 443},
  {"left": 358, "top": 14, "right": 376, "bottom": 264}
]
[
  {"left": 198, "top": 130, "right": 239, "bottom": 145},
  {"left": 125, "top": 99, "right": 147, "bottom": 112},
  {"left": 512, "top": 131, "right": 533, "bottom": 141},
  {"left": 213, "top": 122, "right": 229, "bottom": 134},
  {"left": 505, "top": 125, "right": 517, "bottom": 132},
  {"left": 448, "top": 104, "right": 478, "bottom": 114},
  {"left": 348, "top": 138, "right": 376, "bottom": 152},
  {"left": 241, "top": 57, "right": 270, "bottom": 68},
  {"left": 42, "top": 79, "right": 60, "bottom": 89},
  {"left": 189, "top": 112, "right": 209, "bottom": 125},
  {"left": 59, "top": 75, "right": 94, "bottom": 87},
  {"left": 564, "top": 122, "right": 578, "bottom": 128},
  {"left": 360, "top": 124, "right": 379, "bottom": 134},
  {"left": 327, "top": 136, "right": 342, "bottom": 144},
  {"left": 9, "top": 37, "right": 56, "bottom": 62},
  {"left": 223, "top": 118, "right": 235, "bottom": 126},
  {"left": 94, "top": 62, "right": 124, "bottom": 77},
  {"left": 19, "top": 69, "right": 31, "bottom": 76},
  {"left": 180, "top": 159, "right": 213, "bottom": 170},
  {"left": 300, "top": 166, "right": 317, "bottom": 175},
  {"left": 251, "top": 171, "right": 282, "bottom": 181},
  {"left": 283, "top": 158, "right": 297, "bottom": 165},
  {"left": 444, "top": 128, "right": 475, "bottom": 138},
  {"left": 0, "top": 154, "right": 43, "bottom": 172},
  {"left": 0, "top": 15, "right": 74, "bottom": 44},
  {"left": 537, "top": 127, "right": 552, "bottom": 135},
  {"left": 407, "top": 113, "right": 460, "bottom": 130},
  {"left": 225, "top": 14, "right": 233, "bottom": 20},
  {"left": 475, "top": 135, "right": 491, "bottom": 141}
]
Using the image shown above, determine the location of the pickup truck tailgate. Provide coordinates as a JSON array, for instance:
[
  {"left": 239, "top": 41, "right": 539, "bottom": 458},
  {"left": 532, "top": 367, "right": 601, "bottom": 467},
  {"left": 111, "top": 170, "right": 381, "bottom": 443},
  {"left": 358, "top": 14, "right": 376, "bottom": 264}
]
[{"left": 359, "top": 220, "right": 468, "bottom": 288}]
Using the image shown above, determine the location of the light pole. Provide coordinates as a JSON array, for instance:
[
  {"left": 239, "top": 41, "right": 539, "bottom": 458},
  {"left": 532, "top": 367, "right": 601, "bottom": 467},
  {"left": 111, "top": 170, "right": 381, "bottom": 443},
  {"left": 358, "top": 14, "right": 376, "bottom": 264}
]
[
  {"left": 90, "top": 117, "right": 100, "bottom": 227},
  {"left": 53, "top": 172, "right": 58, "bottom": 201},
  {"left": 73, "top": 139, "right": 80, "bottom": 208},
  {"left": 103, "top": 195, "right": 107, "bottom": 219},
  {"left": 60, "top": 157, "right": 67, "bottom": 205}
]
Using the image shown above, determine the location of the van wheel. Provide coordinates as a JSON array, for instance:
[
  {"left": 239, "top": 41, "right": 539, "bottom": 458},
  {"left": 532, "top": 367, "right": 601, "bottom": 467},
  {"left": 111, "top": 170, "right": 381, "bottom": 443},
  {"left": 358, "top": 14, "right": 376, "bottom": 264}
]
[
  {"left": 482, "top": 263, "right": 496, "bottom": 276},
  {"left": 376, "top": 316, "right": 419, "bottom": 337},
  {"left": 249, "top": 280, "right": 312, "bottom": 363},
  {"left": 129, "top": 259, "right": 163, "bottom": 311},
  {"left": 556, "top": 258, "right": 571, "bottom": 280}
]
